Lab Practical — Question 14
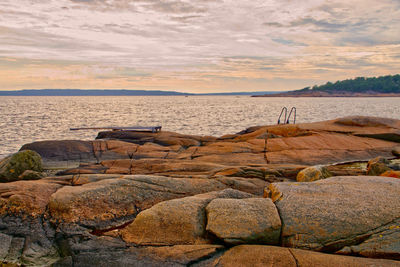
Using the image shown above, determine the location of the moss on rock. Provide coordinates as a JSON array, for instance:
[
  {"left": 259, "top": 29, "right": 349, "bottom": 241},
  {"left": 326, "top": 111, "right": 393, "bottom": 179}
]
[{"left": 0, "top": 150, "right": 43, "bottom": 182}]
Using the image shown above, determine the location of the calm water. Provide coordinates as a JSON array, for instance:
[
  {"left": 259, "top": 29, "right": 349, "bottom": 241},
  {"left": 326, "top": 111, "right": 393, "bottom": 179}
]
[{"left": 1, "top": 96, "right": 400, "bottom": 158}]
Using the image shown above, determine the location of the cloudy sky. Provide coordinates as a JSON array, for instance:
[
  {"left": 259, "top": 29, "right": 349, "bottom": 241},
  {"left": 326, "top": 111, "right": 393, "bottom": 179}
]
[{"left": 0, "top": 0, "right": 399, "bottom": 93}]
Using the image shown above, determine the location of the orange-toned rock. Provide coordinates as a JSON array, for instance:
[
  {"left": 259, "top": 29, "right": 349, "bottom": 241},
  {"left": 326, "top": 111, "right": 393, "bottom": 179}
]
[
  {"left": 381, "top": 170, "right": 400, "bottom": 179},
  {"left": 215, "top": 176, "right": 270, "bottom": 196},
  {"left": 212, "top": 245, "right": 400, "bottom": 267},
  {"left": 296, "top": 165, "right": 332, "bottom": 182},
  {"left": 0, "top": 180, "right": 64, "bottom": 216},
  {"left": 193, "top": 153, "right": 267, "bottom": 165},
  {"left": 60, "top": 158, "right": 228, "bottom": 177},
  {"left": 48, "top": 175, "right": 227, "bottom": 230},
  {"left": 266, "top": 176, "right": 400, "bottom": 259},
  {"left": 96, "top": 130, "right": 206, "bottom": 147},
  {"left": 121, "top": 189, "right": 252, "bottom": 245},
  {"left": 212, "top": 245, "right": 296, "bottom": 266},
  {"left": 205, "top": 198, "right": 281, "bottom": 244}
]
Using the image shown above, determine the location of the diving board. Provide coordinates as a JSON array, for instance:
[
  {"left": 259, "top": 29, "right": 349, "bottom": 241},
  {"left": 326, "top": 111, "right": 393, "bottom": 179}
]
[{"left": 70, "top": 126, "right": 162, "bottom": 133}]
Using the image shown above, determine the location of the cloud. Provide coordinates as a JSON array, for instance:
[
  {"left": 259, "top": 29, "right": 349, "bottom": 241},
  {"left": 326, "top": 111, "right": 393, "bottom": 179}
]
[{"left": 0, "top": 0, "right": 399, "bottom": 92}]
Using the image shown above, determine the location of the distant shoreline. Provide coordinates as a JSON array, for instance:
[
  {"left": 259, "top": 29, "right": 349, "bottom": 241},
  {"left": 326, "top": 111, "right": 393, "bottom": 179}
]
[
  {"left": 253, "top": 93, "right": 400, "bottom": 97},
  {"left": 0, "top": 89, "right": 279, "bottom": 96}
]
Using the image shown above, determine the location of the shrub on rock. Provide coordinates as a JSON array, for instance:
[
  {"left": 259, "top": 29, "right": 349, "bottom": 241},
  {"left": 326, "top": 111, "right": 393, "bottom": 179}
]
[
  {"left": 0, "top": 150, "right": 43, "bottom": 182},
  {"left": 367, "top": 157, "right": 391, "bottom": 176}
]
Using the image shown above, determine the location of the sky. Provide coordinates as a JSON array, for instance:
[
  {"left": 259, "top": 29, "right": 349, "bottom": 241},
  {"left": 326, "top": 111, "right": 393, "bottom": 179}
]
[{"left": 0, "top": 0, "right": 399, "bottom": 93}]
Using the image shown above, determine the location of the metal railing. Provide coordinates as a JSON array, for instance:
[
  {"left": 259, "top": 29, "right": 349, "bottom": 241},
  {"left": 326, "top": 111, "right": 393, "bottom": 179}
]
[{"left": 277, "top": 107, "right": 296, "bottom": 124}]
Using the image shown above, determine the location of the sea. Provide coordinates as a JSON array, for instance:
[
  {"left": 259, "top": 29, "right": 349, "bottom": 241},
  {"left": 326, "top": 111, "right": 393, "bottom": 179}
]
[{"left": 1, "top": 96, "right": 400, "bottom": 158}]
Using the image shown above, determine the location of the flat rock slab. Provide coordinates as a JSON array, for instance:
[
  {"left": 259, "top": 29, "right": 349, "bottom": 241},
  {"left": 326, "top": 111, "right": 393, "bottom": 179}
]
[
  {"left": 205, "top": 198, "right": 281, "bottom": 244},
  {"left": 267, "top": 176, "right": 400, "bottom": 258},
  {"left": 121, "top": 189, "right": 253, "bottom": 245},
  {"left": 212, "top": 245, "right": 400, "bottom": 267},
  {"left": 56, "top": 244, "right": 223, "bottom": 267},
  {"left": 48, "top": 175, "right": 227, "bottom": 230}
]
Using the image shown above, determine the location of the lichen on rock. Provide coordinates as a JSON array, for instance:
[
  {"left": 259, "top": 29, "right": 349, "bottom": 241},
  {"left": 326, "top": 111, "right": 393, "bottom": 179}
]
[{"left": 0, "top": 150, "right": 43, "bottom": 182}]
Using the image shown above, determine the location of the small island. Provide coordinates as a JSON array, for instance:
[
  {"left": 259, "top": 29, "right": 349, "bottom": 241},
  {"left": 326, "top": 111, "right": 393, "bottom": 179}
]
[{"left": 254, "top": 74, "right": 400, "bottom": 97}]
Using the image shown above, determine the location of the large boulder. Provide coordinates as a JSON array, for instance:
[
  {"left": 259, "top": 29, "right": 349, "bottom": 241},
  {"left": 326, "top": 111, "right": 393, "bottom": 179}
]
[
  {"left": 205, "top": 198, "right": 281, "bottom": 244},
  {"left": 121, "top": 189, "right": 253, "bottom": 245},
  {"left": 266, "top": 176, "right": 400, "bottom": 259},
  {"left": 296, "top": 165, "right": 331, "bottom": 182},
  {"left": 0, "top": 150, "right": 43, "bottom": 182},
  {"left": 213, "top": 245, "right": 400, "bottom": 267},
  {"left": 48, "top": 175, "right": 227, "bottom": 230}
]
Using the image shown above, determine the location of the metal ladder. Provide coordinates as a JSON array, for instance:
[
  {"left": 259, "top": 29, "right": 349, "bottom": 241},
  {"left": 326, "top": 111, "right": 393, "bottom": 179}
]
[{"left": 277, "top": 107, "right": 296, "bottom": 124}]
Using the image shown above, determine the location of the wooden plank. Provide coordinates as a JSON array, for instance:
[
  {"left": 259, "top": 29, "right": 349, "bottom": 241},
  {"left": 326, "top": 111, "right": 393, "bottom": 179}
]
[{"left": 70, "top": 126, "right": 162, "bottom": 133}]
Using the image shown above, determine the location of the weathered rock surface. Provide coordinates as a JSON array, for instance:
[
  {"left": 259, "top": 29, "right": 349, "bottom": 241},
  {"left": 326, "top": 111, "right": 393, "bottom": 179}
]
[
  {"left": 53, "top": 244, "right": 224, "bottom": 267},
  {"left": 214, "top": 176, "right": 272, "bottom": 196},
  {"left": 296, "top": 165, "right": 332, "bottom": 182},
  {"left": 49, "top": 175, "right": 228, "bottom": 230},
  {"left": 121, "top": 189, "right": 253, "bottom": 245},
  {"left": 0, "top": 150, "right": 43, "bottom": 182},
  {"left": 0, "top": 216, "right": 60, "bottom": 266},
  {"left": 212, "top": 245, "right": 400, "bottom": 267},
  {"left": 337, "top": 223, "right": 400, "bottom": 260},
  {"left": 0, "top": 179, "right": 63, "bottom": 216},
  {"left": 20, "top": 140, "right": 140, "bottom": 162},
  {"left": 206, "top": 198, "right": 281, "bottom": 244},
  {"left": 2, "top": 116, "right": 400, "bottom": 266},
  {"left": 266, "top": 176, "right": 400, "bottom": 259}
]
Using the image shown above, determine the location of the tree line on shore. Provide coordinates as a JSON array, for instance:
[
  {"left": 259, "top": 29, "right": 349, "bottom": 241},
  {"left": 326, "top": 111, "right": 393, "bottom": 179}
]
[{"left": 300, "top": 74, "right": 400, "bottom": 93}]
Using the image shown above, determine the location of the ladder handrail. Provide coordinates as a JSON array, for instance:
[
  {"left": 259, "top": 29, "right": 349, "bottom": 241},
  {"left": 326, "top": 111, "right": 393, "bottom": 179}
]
[
  {"left": 277, "top": 107, "right": 287, "bottom": 125},
  {"left": 286, "top": 107, "right": 296, "bottom": 124}
]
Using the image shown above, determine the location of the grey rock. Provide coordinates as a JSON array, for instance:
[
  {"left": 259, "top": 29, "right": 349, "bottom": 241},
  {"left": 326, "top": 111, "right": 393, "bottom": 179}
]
[{"left": 0, "top": 233, "right": 12, "bottom": 260}]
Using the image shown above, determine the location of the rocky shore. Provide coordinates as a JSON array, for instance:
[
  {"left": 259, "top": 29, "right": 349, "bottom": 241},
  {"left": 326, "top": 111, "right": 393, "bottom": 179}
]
[{"left": 1, "top": 116, "right": 400, "bottom": 266}]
